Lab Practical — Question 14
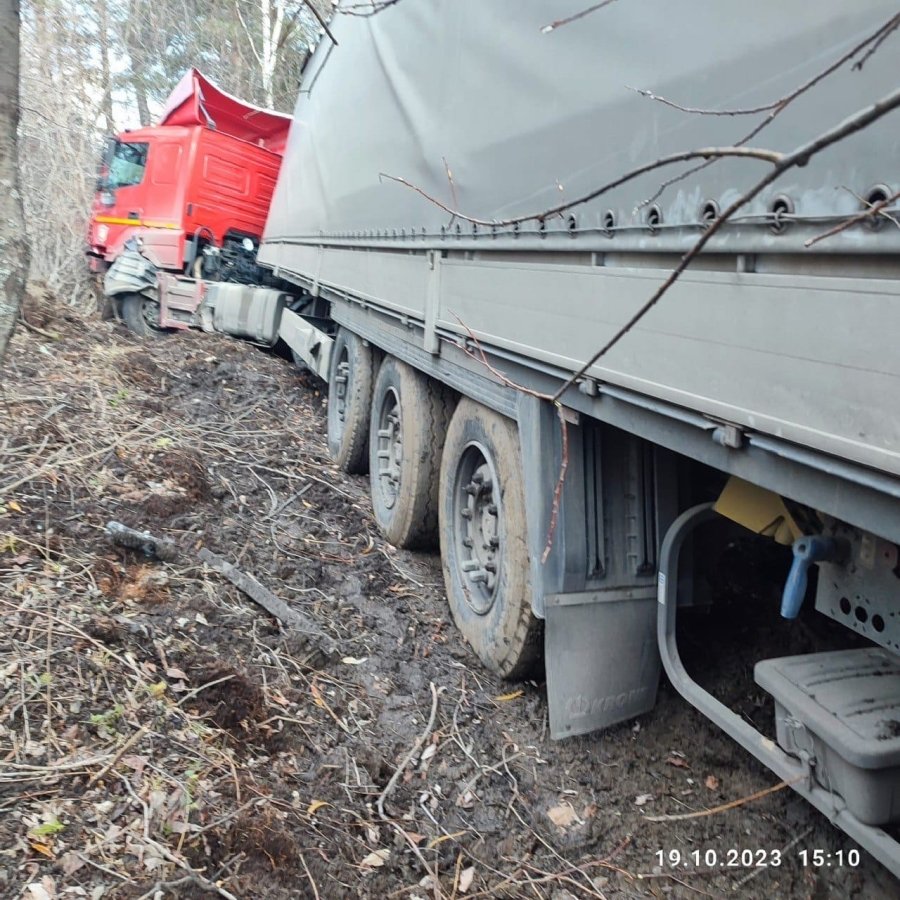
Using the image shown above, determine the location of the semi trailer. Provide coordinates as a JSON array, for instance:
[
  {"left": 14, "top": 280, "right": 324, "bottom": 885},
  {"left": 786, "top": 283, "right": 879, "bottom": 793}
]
[{"left": 103, "top": 0, "right": 900, "bottom": 877}]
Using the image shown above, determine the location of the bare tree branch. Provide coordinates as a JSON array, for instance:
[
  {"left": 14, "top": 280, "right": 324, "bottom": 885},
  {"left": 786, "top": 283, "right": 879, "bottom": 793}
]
[
  {"left": 541, "top": 0, "right": 619, "bottom": 34},
  {"left": 550, "top": 84, "right": 900, "bottom": 404},
  {"left": 853, "top": 15, "right": 900, "bottom": 70},
  {"left": 380, "top": 146, "right": 783, "bottom": 228},
  {"left": 337, "top": 0, "right": 403, "bottom": 17},
  {"left": 449, "top": 315, "right": 571, "bottom": 562},
  {"left": 804, "top": 187, "right": 900, "bottom": 248},
  {"left": 633, "top": 12, "right": 900, "bottom": 208},
  {"left": 303, "top": 0, "right": 339, "bottom": 45}
]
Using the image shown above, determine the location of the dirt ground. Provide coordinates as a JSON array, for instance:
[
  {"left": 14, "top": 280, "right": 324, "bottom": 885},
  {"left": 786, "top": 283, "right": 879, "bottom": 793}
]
[{"left": 1, "top": 296, "right": 898, "bottom": 900}]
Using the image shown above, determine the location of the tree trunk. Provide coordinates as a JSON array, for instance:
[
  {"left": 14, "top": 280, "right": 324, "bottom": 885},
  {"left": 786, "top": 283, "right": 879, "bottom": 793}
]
[
  {"left": 0, "top": 0, "right": 29, "bottom": 367},
  {"left": 134, "top": 80, "right": 151, "bottom": 128},
  {"left": 97, "top": 0, "right": 117, "bottom": 132}
]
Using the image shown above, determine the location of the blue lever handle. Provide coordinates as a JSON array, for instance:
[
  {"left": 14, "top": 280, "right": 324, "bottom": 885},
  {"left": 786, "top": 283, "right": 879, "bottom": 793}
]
[{"left": 781, "top": 536, "right": 837, "bottom": 619}]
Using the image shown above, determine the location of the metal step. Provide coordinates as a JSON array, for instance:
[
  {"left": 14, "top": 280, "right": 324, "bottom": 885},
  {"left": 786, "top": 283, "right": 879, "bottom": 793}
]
[{"left": 755, "top": 648, "right": 900, "bottom": 826}]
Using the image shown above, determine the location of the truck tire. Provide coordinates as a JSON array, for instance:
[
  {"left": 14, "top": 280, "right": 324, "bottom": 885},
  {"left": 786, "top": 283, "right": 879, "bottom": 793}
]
[
  {"left": 327, "top": 328, "right": 374, "bottom": 474},
  {"left": 439, "top": 399, "right": 543, "bottom": 679},
  {"left": 369, "top": 358, "right": 453, "bottom": 549},
  {"left": 120, "top": 293, "right": 173, "bottom": 339}
]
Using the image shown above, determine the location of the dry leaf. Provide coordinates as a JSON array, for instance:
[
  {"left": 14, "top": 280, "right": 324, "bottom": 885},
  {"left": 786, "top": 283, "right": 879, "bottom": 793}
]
[
  {"left": 420, "top": 744, "right": 436, "bottom": 762},
  {"left": 360, "top": 848, "right": 390, "bottom": 869},
  {"left": 7, "top": 500, "right": 23, "bottom": 513},
  {"left": 458, "top": 866, "right": 475, "bottom": 893},
  {"left": 307, "top": 800, "right": 329, "bottom": 815},
  {"left": 704, "top": 774, "right": 720, "bottom": 791},
  {"left": 666, "top": 756, "right": 689, "bottom": 769},
  {"left": 29, "top": 842, "right": 55, "bottom": 859},
  {"left": 165, "top": 667, "right": 188, "bottom": 680},
  {"left": 59, "top": 852, "right": 86, "bottom": 876},
  {"left": 494, "top": 690, "right": 524, "bottom": 702},
  {"left": 455, "top": 790, "right": 476, "bottom": 809},
  {"left": 634, "top": 793, "right": 653, "bottom": 806},
  {"left": 547, "top": 802, "right": 579, "bottom": 829},
  {"left": 341, "top": 656, "right": 368, "bottom": 665}
]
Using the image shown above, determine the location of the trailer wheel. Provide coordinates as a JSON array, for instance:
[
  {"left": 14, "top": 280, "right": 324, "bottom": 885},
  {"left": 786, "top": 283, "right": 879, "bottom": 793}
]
[
  {"left": 327, "top": 328, "right": 374, "bottom": 474},
  {"left": 120, "top": 293, "right": 173, "bottom": 339},
  {"left": 439, "top": 399, "right": 543, "bottom": 679},
  {"left": 369, "top": 358, "right": 452, "bottom": 549}
]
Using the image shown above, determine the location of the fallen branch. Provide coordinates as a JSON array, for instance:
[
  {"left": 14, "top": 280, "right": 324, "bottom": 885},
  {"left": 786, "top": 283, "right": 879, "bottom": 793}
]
[
  {"left": 105, "top": 520, "right": 337, "bottom": 659},
  {"left": 198, "top": 547, "right": 337, "bottom": 659},
  {"left": 377, "top": 681, "right": 442, "bottom": 821},
  {"left": 643, "top": 777, "right": 800, "bottom": 822},
  {"left": 377, "top": 681, "right": 445, "bottom": 899},
  {"left": 87, "top": 724, "right": 149, "bottom": 787}
]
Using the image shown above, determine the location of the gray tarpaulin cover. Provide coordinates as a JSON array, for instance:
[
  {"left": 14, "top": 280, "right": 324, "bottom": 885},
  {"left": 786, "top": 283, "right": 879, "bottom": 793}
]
[
  {"left": 262, "top": 0, "right": 899, "bottom": 247},
  {"left": 260, "top": 1, "right": 900, "bottom": 477}
]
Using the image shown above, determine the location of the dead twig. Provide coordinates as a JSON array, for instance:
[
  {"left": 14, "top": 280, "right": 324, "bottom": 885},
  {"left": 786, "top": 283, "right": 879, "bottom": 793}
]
[
  {"left": 805, "top": 187, "right": 900, "bottom": 247},
  {"left": 87, "top": 724, "right": 149, "bottom": 786},
  {"left": 338, "top": 0, "right": 403, "bottom": 17},
  {"left": 541, "top": 0, "right": 619, "bottom": 34},
  {"left": 380, "top": 146, "right": 783, "bottom": 229},
  {"left": 377, "top": 681, "right": 442, "bottom": 821},
  {"left": 302, "top": 0, "right": 339, "bottom": 45},
  {"left": 120, "top": 774, "right": 240, "bottom": 900},
  {"left": 550, "top": 84, "right": 900, "bottom": 403},
  {"left": 643, "top": 777, "right": 800, "bottom": 822}
]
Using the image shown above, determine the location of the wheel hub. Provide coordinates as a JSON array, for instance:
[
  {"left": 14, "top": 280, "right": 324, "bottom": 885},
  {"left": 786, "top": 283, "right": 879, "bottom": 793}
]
[
  {"left": 375, "top": 387, "right": 402, "bottom": 509},
  {"left": 140, "top": 298, "right": 163, "bottom": 330},
  {"left": 454, "top": 443, "right": 501, "bottom": 614}
]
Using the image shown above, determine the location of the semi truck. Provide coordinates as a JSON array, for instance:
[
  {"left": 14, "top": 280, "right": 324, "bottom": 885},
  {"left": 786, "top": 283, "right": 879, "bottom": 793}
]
[
  {"left": 89, "top": 69, "right": 291, "bottom": 336},
  {"left": 102, "top": 0, "right": 900, "bottom": 877}
]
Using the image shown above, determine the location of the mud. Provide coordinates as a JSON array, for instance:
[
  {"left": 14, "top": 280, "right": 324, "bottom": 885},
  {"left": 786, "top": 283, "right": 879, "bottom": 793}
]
[{"left": 0, "top": 302, "right": 897, "bottom": 899}]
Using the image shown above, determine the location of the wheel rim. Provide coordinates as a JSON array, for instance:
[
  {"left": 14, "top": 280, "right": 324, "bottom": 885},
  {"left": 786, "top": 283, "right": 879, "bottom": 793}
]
[
  {"left": 452, "top": 441, "right": 501, "bottom": 615},
  {"left": 332, "top": 347, "right": 351, "bottom": 436},
  {"left": 375, "top": 387, "right": 402, "bottom": 509}
]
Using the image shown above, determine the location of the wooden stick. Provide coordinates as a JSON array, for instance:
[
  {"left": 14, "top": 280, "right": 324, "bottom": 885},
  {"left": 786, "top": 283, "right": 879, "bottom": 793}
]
[
  {"left": 197, "top": 547, "right": 337, "bottom": 659},
  {"left": 643, "top": 778, "right": 799, "bottom": 822},
  {"left": 105, "top": 520, "right": 337, "bottom": 659}
]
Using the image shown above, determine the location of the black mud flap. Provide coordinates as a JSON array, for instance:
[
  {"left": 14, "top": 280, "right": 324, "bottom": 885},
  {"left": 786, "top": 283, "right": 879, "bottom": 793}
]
[{"left": 545, "top": 588, "right": 661, "bottom": 739}]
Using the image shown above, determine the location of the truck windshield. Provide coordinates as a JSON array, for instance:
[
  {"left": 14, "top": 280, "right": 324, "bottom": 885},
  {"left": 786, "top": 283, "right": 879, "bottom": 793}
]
[{"left": 105, "top": 140, "right": 149, "bottom": 189}]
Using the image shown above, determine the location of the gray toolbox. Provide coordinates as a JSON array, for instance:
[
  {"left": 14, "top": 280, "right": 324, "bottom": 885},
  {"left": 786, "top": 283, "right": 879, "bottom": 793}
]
[{"left": 755, "top": 648, "right": 900, "bottom": 825}]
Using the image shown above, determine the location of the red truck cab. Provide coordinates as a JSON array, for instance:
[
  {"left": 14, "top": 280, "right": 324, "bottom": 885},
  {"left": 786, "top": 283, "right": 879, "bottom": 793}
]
[{"left": 87, "top": 69, "right": 291, "bottom": 277}]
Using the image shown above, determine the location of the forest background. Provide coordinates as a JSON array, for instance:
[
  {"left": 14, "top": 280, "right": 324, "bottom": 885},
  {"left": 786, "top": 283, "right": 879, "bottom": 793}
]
[{"left": 18, "top": 0, "right": 328, "bottom": 308}]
